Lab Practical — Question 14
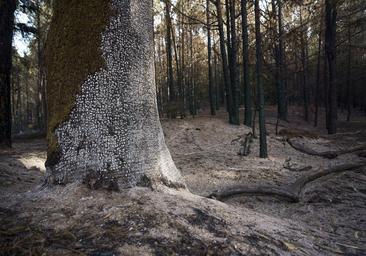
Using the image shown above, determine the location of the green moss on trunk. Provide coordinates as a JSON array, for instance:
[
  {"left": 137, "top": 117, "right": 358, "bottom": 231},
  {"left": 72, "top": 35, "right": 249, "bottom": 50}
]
[{"left": 45, "top": 0, "right": 112, "bottom": 158}]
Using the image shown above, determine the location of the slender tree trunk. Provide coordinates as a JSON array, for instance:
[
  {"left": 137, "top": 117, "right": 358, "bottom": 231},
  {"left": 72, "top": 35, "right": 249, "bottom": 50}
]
[
  {"left": 229, "top": 0, "right": 239, "bottom": 125},
  {"left": 171, "top": 18, "right": 181, "bottom": 117},
  {"left": 207, "top": 0, "right": 216, "bottom": 116},
  {"left": 254, "top": 0, "right": 268, "bottom": 158},
  {"left": 16, "top": 71, "right": 21, "bottom": 133},
  {"left": 178, "top": 2, "right": 185, "bottom": 118},
  {"left": 300, "top": 9, "right": 309, "bottom": 122},
  {"left": 241, "top": 0, "right": 252, "bottom": 126},
  {"left": 214, "top": 44, "right": 220, "bottom": 110},
  {"left": 189, "top": 25, "right": 196, "bottom": 116},
  {"left": 314, "top": 28, "right": 322, "bottom": 127},
  {"left": 45, "top": 0, "right": 185, "bottom": 189},
  {"left": 164, "top": 0, "right": 176, "bottom": 119},
  {"left": 180, "top": 2, "right": 187, "bottom": 117},
  {"left": 215, "top": 0, "right": 234, "bottom": 123},
  {"left": 325, "top": 0, "right": 337, "bottom": 134},
  {"left": 324, "top": 47, "right": 329, "bottom": 130},
  {"left": 346, "top": 16, "right": 352, "bottom": 122},
  {"left": 0, "top": 0, "right": 16, "bottom": 147},
  {"left": 276, "top": 0, "right": 287, "bottom": 120}
]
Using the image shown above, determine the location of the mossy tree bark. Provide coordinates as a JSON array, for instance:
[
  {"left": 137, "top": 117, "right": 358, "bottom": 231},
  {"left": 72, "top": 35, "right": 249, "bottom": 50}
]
[{"left": 45, "top": 0, "right": 185, "bottom": 190}]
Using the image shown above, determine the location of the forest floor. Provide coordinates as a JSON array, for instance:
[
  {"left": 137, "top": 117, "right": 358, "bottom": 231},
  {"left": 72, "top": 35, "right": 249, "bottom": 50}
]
[{"left": 1, "top": 107, "right": 366, "bottom": 255}]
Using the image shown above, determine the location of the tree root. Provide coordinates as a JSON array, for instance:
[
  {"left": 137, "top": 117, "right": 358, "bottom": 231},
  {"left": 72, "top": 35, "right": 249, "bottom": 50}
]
[
  {"left": 287, "top": 138, "right": 366, "bottom": 159},
  {"left": 208, "top": 161, "right": 366, "bottom": 203}
]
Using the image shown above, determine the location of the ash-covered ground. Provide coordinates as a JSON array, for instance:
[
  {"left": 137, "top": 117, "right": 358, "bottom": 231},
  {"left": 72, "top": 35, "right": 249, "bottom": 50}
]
[{"left": 1, "top": 108, "right": 365, "bottom": 255}]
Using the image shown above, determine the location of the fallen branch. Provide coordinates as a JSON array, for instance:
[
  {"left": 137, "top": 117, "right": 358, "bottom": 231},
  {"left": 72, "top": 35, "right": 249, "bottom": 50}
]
[
  {"left": 283, "top": 158, "right": 312, "bottom": 172},
  {"left": 209, "top": 185, "right": 299, "bottom": 202},
  {"left": 287, "top": 138, "right": 366, "bottom": 159},
  {"left": 208, "top": 161, "right": 366, "bottom": 203},
  {"left": 289, "top": 162, "right": 366, "bottom": 194},
  {"left": 326, "top": 130, "right": 361, "bottom": 138}
]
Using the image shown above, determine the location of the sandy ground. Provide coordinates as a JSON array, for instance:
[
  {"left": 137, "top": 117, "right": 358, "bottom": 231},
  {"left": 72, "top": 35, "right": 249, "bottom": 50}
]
[{"left": 0, "top": 108, "right": 365, "bottom": 255}]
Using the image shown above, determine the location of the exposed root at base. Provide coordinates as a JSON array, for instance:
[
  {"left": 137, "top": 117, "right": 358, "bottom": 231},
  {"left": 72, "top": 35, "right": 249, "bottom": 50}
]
[{"left": 209, "top": 161, "right": 366, "bottom": 202}]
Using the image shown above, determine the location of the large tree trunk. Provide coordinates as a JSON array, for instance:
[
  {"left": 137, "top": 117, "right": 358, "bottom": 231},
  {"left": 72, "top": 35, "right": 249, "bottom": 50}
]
[
  {"left": 45, "top": 0, "right": 185, "bottom": 190},
  {"left": 0, "top": 0, "right": 16, "bottom": 147}
]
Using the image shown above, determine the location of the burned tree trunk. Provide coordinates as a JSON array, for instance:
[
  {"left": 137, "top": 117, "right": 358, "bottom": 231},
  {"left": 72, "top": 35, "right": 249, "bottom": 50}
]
[
  {"left": 0, "top": 0, "right": 16, "bottom": 147},
  {"left": 275, "top": 0, "right": 287, "bottom": 121},
  {"left": 215, "top": 0, "right": 234, "bottom": 123},
  {"left": 229, "top": 0, "right": 240, "bottom": 125},
  {"left": 325, "top": 0, "right": 337, "bottom": 134},
  {"left": 241, "top": 0, "right": 252, "bottom": 126},
  {"left": 164, "top": 0, "right": 176, "bottom": 119},
  {"left": 207, "top": 0, "right": 216, "bottom": 116},
  {"left": 314, "top": 26, "right": 322, "bottom": 127},
  {"left": 45, "top": 0, "right": 185, "bottom": 189},
  {"left": 254, "top": 0, "right": 268, "bottom": 158}
]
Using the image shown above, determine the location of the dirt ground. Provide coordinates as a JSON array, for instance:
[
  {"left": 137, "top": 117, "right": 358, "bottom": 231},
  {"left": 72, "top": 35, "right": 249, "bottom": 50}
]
[{"left": 0, "top": 108, "right": 365, "bottom": 255}]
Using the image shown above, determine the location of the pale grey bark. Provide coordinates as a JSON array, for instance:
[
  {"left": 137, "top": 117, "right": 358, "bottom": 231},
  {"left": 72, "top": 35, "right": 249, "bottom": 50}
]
[{"left": 47, "top": 0, "right": 185, "bottom": 189}]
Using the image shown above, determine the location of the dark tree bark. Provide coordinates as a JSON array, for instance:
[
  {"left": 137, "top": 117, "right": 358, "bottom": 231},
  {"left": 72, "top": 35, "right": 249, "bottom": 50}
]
[
  {"left": 314, "top": 27, "right": 322, "bottom": 127},
  {"left": 229, "top": 0, "right": 240, "bottom": 125},
  {"left": 45, "top": 0, "right": 185, "bottom": 190},
  {"left": 215, "top": 0, "right": 234, "bottom": 123},
  {"left": 275, "top": 0, "right": 287, "bottom": 121},
  {"left": 254, "top": 0, "right": 268, "bottom": 158},
  {"left": 189, "top": 24, "right": 197, "bottom": 116},
  {"left": 346, "top": 16, "right": 352, "bottom": 122},
  {"left": 325, "top": 0, "right": 337, "bottom": 134},
  {"left": 299, "top": 9, "right": 309, "bottom": 122},
  {"left": 177, "top": 2, "right": 186, "bottom": 118},
  {"left": 0, "top": 0, "right": 16, "bottom": 147},
  {"left": 164, "top": 0, "right": 176, "bottom": 119},
  {"left": 34, "top": 0, "right": 47, "bottom": 132},
  {"left": 207, "top": 0, "right": 216, "bottom": 116},
  {"left": 241, "top": 0, "right": 252, "bottom": 126}
]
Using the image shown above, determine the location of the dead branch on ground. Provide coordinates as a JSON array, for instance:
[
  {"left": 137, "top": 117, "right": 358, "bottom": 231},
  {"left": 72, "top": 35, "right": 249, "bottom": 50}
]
[
  {"left": 208, "top": 161, "right": 366, "bottom": 202},
  {"left": 287, "top": 138, "right": 366, "bottom": 159}
]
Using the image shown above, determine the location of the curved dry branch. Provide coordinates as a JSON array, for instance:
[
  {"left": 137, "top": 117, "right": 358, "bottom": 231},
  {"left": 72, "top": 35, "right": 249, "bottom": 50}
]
[
  {"left": 208, "top": 161, "right": 366, "bottom": 203},
  {"left": 287, "top": 138, "right": 366, "bottom": 159},
  {"left": 289, "top": 162, "right": 366, "bottom": 193},
  {"left": 209, "top": 185, "right": 299, "bottom": 202}
]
